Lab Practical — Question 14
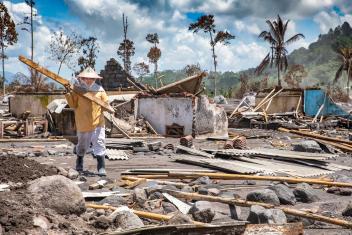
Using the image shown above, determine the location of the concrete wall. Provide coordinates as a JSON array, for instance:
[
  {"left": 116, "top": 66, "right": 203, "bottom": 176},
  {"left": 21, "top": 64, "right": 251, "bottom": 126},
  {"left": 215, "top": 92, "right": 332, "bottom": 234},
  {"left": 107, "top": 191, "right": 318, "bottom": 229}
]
[
  {"left": 10, "top": 94, "right": 64, "bottom": 117},
  {"left": 256, "top": 91, "right": 302, "bottom": 114},
  {"left": 195, "top": 95, "right": 228, "bottom": 137},
  {"left": 135, "top": 96, "right": 228, "bottom": 137},
  {"left": 135, "top": 97, "right": 193, "bottom": 135}
]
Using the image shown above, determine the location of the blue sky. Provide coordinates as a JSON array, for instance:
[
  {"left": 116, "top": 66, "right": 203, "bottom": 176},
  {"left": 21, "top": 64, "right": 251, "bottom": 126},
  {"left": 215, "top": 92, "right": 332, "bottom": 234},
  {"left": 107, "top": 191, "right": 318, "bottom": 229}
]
[{"left": 4, "top": 0, "right": 352, "bottom": 80}]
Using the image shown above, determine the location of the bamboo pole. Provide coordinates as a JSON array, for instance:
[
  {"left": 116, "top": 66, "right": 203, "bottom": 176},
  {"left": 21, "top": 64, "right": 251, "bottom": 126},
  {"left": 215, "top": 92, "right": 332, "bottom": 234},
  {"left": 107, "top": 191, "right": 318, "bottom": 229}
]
[
  {"left": 86, "top": 203, "right": 205, "bottom": 226},
  {"left": 278, "top": 127, "right": 352, "bottom": 146},
  {"left": 166, "top": 191, "right": 352, "bottom": 229},
  {"left": 166, "top": 172, "right": 352, "bottom": 188},
  {"left": 295, "top": 95, "right": 302, "bottom": 118},
  {"left": 253, "top": 88, "right": 276, "bottom": 111},
  {"left": 253, "top": 88, "right": 283, "bottom": 112},
  {"left": 121, "top": 176, "right": 187, "bottom": 187}
]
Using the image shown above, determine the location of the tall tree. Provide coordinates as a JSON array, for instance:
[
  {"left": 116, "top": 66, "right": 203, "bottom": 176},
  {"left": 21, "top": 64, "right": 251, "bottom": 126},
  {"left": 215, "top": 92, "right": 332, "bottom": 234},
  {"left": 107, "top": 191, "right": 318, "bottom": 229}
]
[
  {"left": 133, "top": 62, "right": 149, "bottom": 81},
  {"left": 47, "top": 29, "right": 81, "bottom": 74},
  {"left": 334, "top": 48, "right": 352, "bottom": 100},
  {"left": 0, "top": 3, "right": 18, "bottom": 96},
  {"left": 146, "top": 33, "right": 161, "bottom": 88},
  {"left": 117, "top": 14, "right": 135, "bottom": 75},
  {"left": 77, "top": 37, "right": 100, "bottom": 72},
  {"left": 256, "top": 15, "right": 305, "bottom": 87},
  {"left": 189, "top": 15, "right": 235, "bottom": 96},
  {"left": 183, "top": 63, "right": 201, "bottom": 76}
]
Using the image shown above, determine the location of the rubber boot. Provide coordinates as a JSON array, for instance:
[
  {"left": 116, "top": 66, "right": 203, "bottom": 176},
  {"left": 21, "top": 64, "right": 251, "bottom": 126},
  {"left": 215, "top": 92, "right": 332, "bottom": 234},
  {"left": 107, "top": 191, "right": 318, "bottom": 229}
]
[
  {"left": 76, "top": 155, "right": 84, "bottom": 172},
  {"left": 96, "top": 155, "right": 106, "bottom": 176}
]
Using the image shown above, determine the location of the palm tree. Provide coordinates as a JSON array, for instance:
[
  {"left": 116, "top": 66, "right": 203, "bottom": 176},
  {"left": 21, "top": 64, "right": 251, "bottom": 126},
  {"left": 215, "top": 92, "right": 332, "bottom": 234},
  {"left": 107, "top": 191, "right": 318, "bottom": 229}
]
[
  {"left": 256, "top": 15, "right": 304, "bottom": 87},
  {"left": 335, "top": 48, "right": 352, "bottom": 100}
]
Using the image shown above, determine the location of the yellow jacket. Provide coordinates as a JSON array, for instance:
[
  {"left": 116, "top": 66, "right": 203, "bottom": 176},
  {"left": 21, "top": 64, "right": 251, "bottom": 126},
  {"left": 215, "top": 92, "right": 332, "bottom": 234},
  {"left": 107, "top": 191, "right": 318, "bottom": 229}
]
[{"left": 65, "top": 87, "right": 108, "bottom": 132}]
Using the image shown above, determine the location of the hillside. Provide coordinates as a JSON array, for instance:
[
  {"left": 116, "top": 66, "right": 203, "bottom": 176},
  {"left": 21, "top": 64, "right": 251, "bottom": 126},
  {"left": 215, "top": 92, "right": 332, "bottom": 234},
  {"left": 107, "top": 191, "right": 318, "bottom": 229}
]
[{"left": 142, "top": 22, "right": 352, "bottom": 97}]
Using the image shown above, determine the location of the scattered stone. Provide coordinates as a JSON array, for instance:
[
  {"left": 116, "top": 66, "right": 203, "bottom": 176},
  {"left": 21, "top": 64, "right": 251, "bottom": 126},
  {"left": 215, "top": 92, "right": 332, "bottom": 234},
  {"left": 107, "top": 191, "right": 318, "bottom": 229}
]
[
  {"left": 270, "top": 209, "right": 287, "bottom": 224},
  {"left": 292, "top": 140, "right": 322, "bottom": 153},
  {"left": 47, "top": 150, "right": 57, "bottom": 156},
  {"left": 247, "top": 205, "right": 271, "bottom": 224},
  {"left": 33, "top": 215, "right": 50, "bottom": 231},
  {"left": 326, "top": 187, "right": 340, "bottom": 194},
  {"left": 181, "top": 185, "right": 193, "bottom": 193},
  {"left": 168, "top": 211, "right": 193, "bottom": 225},
  {"left": 162, "top": 202, "right": 178, "bottom": 214},
  {"left": 143, "top": 199, "right": 163, "bottom": 213},
  {"left": 197, "top": 187, "right": 208, "bottom": 195},
  {"left": 192, "top": 208, "right": 215, "bottom": 223},
  {"left": 28, "top": 175, "right": 85, "bottom": 215},
  {"left": 111, "top": 207, "right": 144, "bottom": 230},
  {"left": 148, "top": 191, "right": 164, "bottom": 200},
  {"left": 269, "top": 184, "right": 296, "bottom": 205},
  {"left": 147, "top": 141, "right": 162, "bottom": 151},
  {"left": 342, "top": 203, "right": 352, "bottom": 217},
  {"left": 95, "top": 209, "right": 106, "bottom": 216},
  {"left": 189, "top": 201, "right": 236, "bottom": 222},
  {"left": 208, "top": 188, "right": 221, "bottom": 196},
  {"left": 133, "top": 188, "right": 147, "bottom": 206},
  {"left": 293, "top": 183, "right": 319, "bottom": 203},
  {"left": 189, "top": 176, "right": 211, "bottom": 186},
  {"left": 56, "top": 167, "right": 68, "bottom": 177},
  {"left": 244, "top": 180, "right": 256, "bottom": 185},
  {"left": 339, "top": 188, "right": 352, "bottom": 196},
  {"left": 246, "top": 189, "right": 280, "bottom": 206},
  {"left": 67, "top": 168, "right": 79, "bottom": 180},
  {"left": 93, "top": 215, "right": 110, "bottom": 229},
  {"left": 161, "top": 184, "right": 178, "bottom": 192},
  {"left": 99, "top": 194, "right": 129, "bottom": 207}
]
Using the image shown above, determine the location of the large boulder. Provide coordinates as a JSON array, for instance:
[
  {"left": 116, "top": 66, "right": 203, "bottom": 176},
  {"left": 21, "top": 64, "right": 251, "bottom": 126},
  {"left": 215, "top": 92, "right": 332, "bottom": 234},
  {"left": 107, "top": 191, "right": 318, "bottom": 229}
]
[
  {"left": 189, "top": 200, "right": 237, "bottom": 223},
  {"left": 269, "top": 184, "right": 296, "bottom": 205},
  {"left": 109, "top": 207, "right": 144, "bottom": 230},
  {"left": 292, "top": 140, "right": 322, "bottom": 153},
  {"left": 293, "top": 183, "right": 319, "bottom": 203},
  {"left": 246, "top": 189, "right": 280, "bottom": 206},
  {"left": 28, "top": 175, "right": 85, "bottom": 215},
  {"left": 247, "top": 205, "right": 287, "bottom": 225}
]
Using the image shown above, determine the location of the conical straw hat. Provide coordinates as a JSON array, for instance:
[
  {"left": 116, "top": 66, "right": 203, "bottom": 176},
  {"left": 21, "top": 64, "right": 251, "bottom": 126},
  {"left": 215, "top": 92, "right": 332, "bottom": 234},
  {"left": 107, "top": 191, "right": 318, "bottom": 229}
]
[{"left": 77, "top": 67, "right": 102, "bottom": 79}]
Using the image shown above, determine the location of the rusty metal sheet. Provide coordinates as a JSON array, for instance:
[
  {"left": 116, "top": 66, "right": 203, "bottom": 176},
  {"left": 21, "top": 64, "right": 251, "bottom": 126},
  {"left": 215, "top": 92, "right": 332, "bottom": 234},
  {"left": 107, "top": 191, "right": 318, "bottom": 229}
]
[{"left": 156, "top": 72, "right": 206, "bottom": 95}]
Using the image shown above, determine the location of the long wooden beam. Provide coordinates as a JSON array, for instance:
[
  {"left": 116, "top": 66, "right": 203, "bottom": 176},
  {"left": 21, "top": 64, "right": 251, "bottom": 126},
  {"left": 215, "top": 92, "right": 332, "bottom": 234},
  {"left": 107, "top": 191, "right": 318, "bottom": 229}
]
[
  {"left": 18, "top": 55, "right": 115, "bottom": 113},
  {"left": 142, "top": 172, "right": 352, "bottom": 188},
  {"left": 166, "top": 191, "right": 352, "bottom": 229}
]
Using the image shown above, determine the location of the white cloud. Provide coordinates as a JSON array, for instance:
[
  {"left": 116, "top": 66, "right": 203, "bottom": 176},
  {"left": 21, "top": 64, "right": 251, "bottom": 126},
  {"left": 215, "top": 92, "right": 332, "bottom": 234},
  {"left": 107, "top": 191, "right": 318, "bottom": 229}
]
[{"left": 314, "top": 10, "right": 352, "bottom": 33}]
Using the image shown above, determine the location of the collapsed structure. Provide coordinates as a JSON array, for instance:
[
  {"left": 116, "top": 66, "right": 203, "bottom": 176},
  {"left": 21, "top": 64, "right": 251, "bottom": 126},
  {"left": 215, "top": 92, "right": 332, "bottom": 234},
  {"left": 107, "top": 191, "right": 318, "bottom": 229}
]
[{"left": 0, "top": 56, "right": 351, "bottom": 234}]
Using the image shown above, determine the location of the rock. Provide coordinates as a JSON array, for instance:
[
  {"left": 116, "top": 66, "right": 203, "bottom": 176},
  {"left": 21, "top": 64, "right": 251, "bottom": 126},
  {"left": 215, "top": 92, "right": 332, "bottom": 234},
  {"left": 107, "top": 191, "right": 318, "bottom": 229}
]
[
  {"left": 293, "top": 183, "right": 319, "bottom": 203},
  {"left": 269, "top": 184, "right": 296, "bottom": 205},
  {"left": 33, "top": 215, "right": 50, "bottom": 231},
  {"left": 208, "top": 188, "right": 221, "bottom": 196},
  {"left": 161, "top": 184, "right": 178, "bottom": 192},
  {"left": 339, "top": 188, "right": 352, "bottom": 196},
  {"left": 47, "top": 150, "right": 57, "bottom": 155},
  {"left": 189, "top": 201, "right": 236, "bottom": 222},
  {"left": 93, "top": 215, "right": 110, "bottom": 229},
  {"left": 95, "top": 209, "right": 105, "bottom": 216},
  {"left": 56, "top": 167, "right": 68, "bottom": 177},
  {"left": 286, "top": 214, "right": 315, "bottom": 227},
  {"left": 189, "top": 176, "right": 211, "bottom": 186},
  {"left": 148, "top": 191, "right": 164, "bottom": 200},
  {"left": 342, "top": 203, "right": 352, "bottom": 217},
  {"left": 162, "top": 202, "right": 178, "bottom": 214},
  {"left": 192, "top": 208, "right": 215, "bottom": 223},
  {"left": 143, "top": 199, "right": 163, "bottom": 213},
  {"left": 270, "top": 209, "right": 287, "bottom": 224},
  {"left": 246, "top": 189, "right": 280, "bottom": 206},
  {"left": 247, "top": 205, "right": 271, "bottom": 224},
  {"left": 181, "top": 185, "right": 194, "bottom": 193},
  {"left": 28, "top": 175, "right": 85, "bottom": 215},
  {"left": 214, "top": 95, "right": 228, "bottom": 104},
  {"left": 292, "top": 140, "right": 322, "bottom": 153},
  {"left": 99, "top": 194, "right": 129, "bottom": 207},
  {"left": 244, "top": 180, "right": 256, "bottom": 185},
  {"left": 197, "top": 187, "right": 208, "bottom": 195},
  {"left": 168, "top": 211, "right": 193, "bottom": 225},
  {"left": 110, "top": 207, "right": 144, "bottom": 230},
  {"left": 326, "top": 187, "right": 340, "bottom": 194},
  {"left": 67, "top": 168, "right": 79, "bottom": 180},
  {"left": 133, "top": 188, "right": 147, "bottom": 206}
]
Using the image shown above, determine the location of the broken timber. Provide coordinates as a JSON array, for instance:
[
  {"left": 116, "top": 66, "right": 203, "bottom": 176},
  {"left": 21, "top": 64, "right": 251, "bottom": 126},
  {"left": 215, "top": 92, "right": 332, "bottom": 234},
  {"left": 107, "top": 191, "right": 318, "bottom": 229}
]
[
  {"left": 18, "top": 55, "right": 115, "bottom": 113},
  {"left": 166, "top": 191, "right": 352, "bottom": 229}
]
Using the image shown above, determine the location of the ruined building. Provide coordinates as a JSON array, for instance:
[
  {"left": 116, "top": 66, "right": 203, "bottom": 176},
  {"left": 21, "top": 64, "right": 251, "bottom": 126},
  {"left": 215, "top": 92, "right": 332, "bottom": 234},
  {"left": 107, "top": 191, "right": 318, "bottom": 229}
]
[{"left": 99, "top": 58, "right": 132, "bottom": 90}]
